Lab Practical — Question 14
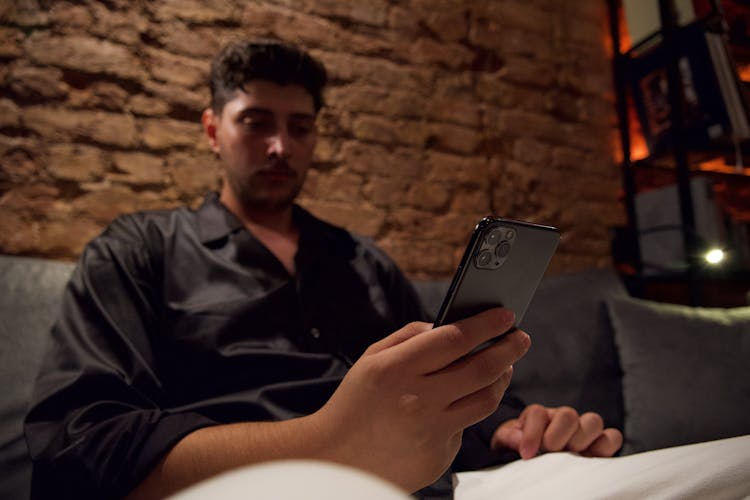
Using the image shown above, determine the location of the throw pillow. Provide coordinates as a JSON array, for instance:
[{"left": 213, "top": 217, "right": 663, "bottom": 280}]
[{"left": 606, "top": 295, "right": 750, "bottom": 455}]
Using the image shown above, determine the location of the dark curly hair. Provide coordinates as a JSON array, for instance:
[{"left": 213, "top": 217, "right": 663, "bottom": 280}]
[{"left": 209, "top": 39, "right": 327, "bottom": 115}]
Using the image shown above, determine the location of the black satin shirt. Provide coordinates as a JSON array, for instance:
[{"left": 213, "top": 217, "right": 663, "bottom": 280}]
[{"left": 24, "top": 193, "right": 522, "bottom": 499}]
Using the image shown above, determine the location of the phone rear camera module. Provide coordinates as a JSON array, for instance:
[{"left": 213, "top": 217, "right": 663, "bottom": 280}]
[
  {"left": 485, "top": 228, "right": 503, "bottom": 246},
  {"left": 495, "top": 241, "right": 511, "bottom": 258},
  {"left": 476, "top": 249, "right": 493, "bottom": 268}
]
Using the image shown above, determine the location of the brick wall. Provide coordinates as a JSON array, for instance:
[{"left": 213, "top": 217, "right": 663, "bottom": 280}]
[{"left": 0, "top": 0, "right": 624, "bottom": 278}]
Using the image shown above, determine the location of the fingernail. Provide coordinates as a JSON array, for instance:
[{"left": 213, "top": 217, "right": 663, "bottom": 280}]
[{"left": 502, "top": 309, "right": 516, "bottom": 324}]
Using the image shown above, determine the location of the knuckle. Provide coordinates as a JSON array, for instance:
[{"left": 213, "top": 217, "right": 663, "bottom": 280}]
[
  {"left": 359, "top": 354, "right": 391, "bottom": 383},
  {"left": 525, "top": 403, "right": 545, "bottom": 416},
  {"left": 557, "top": 406, "right": 579, "bottom": 425},
  {"left": 441, "top": 324, "right": 468, "bottom": 349},
  {"left": 582, "top": 412, "right": 605, "bottom": 432},
  {"left": 478, "top": 389, "right": 502, "bottom": 416}
]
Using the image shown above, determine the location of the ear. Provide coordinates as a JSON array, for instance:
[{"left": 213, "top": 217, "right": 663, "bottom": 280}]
[{"left": 201, "top": 108, "right": 221, "bottom": 154}]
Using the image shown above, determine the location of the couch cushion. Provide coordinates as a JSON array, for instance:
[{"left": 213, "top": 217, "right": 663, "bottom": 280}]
[
  {"left": 511, "top": 269, "right": 628, "bottom": 431},
  {"left": 0, "top": 256, "right": 75, "bottom": 500},
  {"left": 607, "top": 295, "right": 750, "bottom": 455}
]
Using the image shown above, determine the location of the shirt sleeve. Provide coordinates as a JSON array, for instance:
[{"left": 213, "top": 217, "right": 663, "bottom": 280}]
[{"left": 23, "top": 219, "right": 217, "bottom": 499}]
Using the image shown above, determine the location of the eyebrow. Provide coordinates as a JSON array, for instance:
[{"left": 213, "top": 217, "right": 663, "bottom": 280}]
[{"left": 240, "top": 107, "right": 316, "bottom": 121}]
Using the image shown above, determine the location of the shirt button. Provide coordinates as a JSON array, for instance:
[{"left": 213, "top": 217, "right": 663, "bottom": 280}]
[{"left": 310, "top": 327, "right": 321, "bottom": 339}]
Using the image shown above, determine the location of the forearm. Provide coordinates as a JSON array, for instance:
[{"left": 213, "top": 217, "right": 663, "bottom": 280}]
[{"left": 127, "top": 413, "right": 332, "bottom": 499}]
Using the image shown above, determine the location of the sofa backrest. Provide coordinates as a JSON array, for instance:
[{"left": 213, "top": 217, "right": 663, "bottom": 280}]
[{"left": 0, "top": 255, "right": 75, "bottom": 500}]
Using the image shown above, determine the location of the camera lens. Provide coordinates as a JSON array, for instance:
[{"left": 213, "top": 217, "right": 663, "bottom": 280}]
[
  {"left": 476, "top": 249, "right": 493, "bottom": 267},
  {"left": 486, "top": 228, "right": 503, "bottom": 245},
  {"left": 505, "top": 229, "right": 515, "bottom": 240},
  {"left": 496, "top": 241, "right": 511, "bottom": 258}
]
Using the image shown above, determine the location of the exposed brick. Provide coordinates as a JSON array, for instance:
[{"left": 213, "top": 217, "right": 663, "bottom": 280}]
[
  {"left": 142, "top": 80, "right": 208, "bottom": 114},
  {"left": 7, "top": 64, "right": 69, "bottom": 100},
  {"left": 411, "top": 0, "right": 468, "bottom": 42},
  {"left": 0, "top": 27, "right": 24, "bottom": 58},
  {"left": 327, "top": 84, "right": 429, "bottom": 120},
  {"left": 88, "top": 3, "right": 148, "bottom": 45},
  {"left": 338, "top": 142, "right": 424, "bottom": 179},
  {"left": 362, "top": 176, "right": 412, "bottom": 207},
  {"left": 0, "top": 99, "right": 21, "bottom": 129},
  {"left": 427, "top": 122, "right": 482, "bottom": 155},
  {"left": 0, "top": 138, "right": 39, "bottom": 185},
  {"left": 2, "top": 0, "right": 50, "bottom": 27},
  {"left": 388, "top": 5, "right": 420, "bottom": 35},
  {"left": 500, "top": 57, "right": 557, "bottom": 88},
  {"left": 0, "top": 184, "right": 60, "bottom": 216},
  {"left": 352, "top": 115, "right": 428, "bottom": 147},
  {"left": 150, "top": 0, "right": 237, "bottom": 25},
  {"left": 147, "top": 22, "right": 222, "bottom": 59},
  {"left": 23, "top": 107, "right": 138, "bottom": 147},
  {"left": 34, "top": 218, "right": 102, "bottom": 259},
  {"left": 485, "top": 1, "right": 555, "bottom": 35},
  {"left": 127, "top": 94, "right": 171, "bottom": 117},
  {"left": 47, "top": 143, "right": 107, "bottom": 182},
  {"left": 144, "top": 47, "right": 208, "bottom": 89},
  {"left": 68, "top": 82, "right": 130, "bottom": 112},
  {"left": 49, "top": 3, "right": 93, "bottom": 29},
  {"left": 406, "top": 181, "right": 451, "bottom": 211},
  {"left": 283, "top": 0, "right": 390, "bottom": 27},
  {"left": 24, "top": 33, "right": 144, "bottom": 81},
  {"left": 111, "top": 151, "right": 164, "bottom": 185},
  {"left": 304, "top": 169, "right": 363, "bottom": 203},
  {"left": 410, "top": 38, "right": 475, "bottom": 69},
  {"left": 167, "top": 152, "right": 221, "bottom": 199},
  {"left": 513, "top": 137, "right": 551, "bottom": 166},
  {"left": 140, "top": 118, "right": 202, "bottom": 150},
  {"left": 71, "top": 187, "right": 165, "bottom": 224},
  {"left": 425, "top": 151, "right": 487, "bottom": 186},
  {"left": 0, "top": 0, "right": 623, "bottom": 278}
]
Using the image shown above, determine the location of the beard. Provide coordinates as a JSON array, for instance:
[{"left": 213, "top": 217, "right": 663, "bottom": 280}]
[{"left": 225, "top": 160, "right": 307, "bottom": 213}]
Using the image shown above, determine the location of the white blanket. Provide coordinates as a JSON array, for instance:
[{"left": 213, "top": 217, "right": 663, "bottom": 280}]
[{"left": 455, "top": 435, "right": 750, "bottom": 500}]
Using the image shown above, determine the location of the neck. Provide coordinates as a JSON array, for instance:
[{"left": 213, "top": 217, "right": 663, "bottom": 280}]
[
  {"left": 219, "top": 189, "right": 296, "bottom": 236},
  {"left": 219, "top": 188, "right": 300, "bottom": 276}
]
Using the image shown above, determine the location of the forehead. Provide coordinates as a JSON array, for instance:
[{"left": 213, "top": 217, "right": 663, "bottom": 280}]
[{"left": 222, "top": 80, "right": 316, "bottom": 117}]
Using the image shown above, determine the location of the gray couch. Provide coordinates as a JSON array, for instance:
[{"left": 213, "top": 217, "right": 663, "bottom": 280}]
[{"left": 2, "top": 255, "right": 749, "bottom": 499}]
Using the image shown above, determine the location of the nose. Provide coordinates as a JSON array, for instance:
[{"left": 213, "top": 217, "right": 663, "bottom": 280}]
[{"left": 266, "top": 128, "right": 292, "bottom": 159}]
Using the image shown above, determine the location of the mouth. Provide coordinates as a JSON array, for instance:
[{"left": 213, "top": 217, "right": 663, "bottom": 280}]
[{"left": 256, "top": 163, "right": 297, "bottom": 181}]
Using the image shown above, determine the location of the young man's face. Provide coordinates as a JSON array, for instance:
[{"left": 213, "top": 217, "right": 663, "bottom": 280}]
[{"left": 203, "top": 80, "right": 317, "bottom": 213}]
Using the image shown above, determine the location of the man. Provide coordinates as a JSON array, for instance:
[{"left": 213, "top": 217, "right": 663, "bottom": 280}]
[{"left": 24, "top": 40, "right": 621, "bottom": 499}]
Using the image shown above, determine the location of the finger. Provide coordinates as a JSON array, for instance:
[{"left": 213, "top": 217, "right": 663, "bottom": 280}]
[
  {"left": 490, "top": 418, "right": 523, "bottom": 452},
  {"left": 427, "top": 331, "right": 527, "bottom": 405},
  {"left": 388, "top": 308, "right": 521, "bottom": 374},
  {"left": 540, "top": 407, "right": 580, "bottom": 452},
  {"left": 364, "top": 321, "right": 433, "bottom": 355},
  {"left": 442, "top": 368, "right": 514, "bottom": 433},
  {"left": 518, "top": 404, "right": 550, "bottom": 459},
  {"left": 582, "top": 428, "right": 623, "bottom": 458},
  {"left": 565, "top": 412, "right": 604, "bottom": 452}
]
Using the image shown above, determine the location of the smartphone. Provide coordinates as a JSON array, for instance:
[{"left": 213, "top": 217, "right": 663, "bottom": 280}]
[{"left": 433, "top": 216, "right": 560, "bottom": 347}]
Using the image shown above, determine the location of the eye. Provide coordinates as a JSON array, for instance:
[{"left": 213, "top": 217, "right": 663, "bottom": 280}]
[
  {"left": 240, "top": 116, "right": 274, "bottom": 133},
  {"left": 289, "top": 121, "right": 315, "bottom": 139}
]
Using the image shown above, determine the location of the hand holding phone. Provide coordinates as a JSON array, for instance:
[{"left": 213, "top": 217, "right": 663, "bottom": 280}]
[{"left": 434, "top": 217, "right": 559, "bottom": 345}]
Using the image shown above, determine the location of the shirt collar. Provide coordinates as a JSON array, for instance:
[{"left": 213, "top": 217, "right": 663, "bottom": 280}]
[
  {"left": 195, "top": 192, "right": 245, "bottom": 244},
  {"left": 195, "top": 192, "right": 325, "bottom": 247}
]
